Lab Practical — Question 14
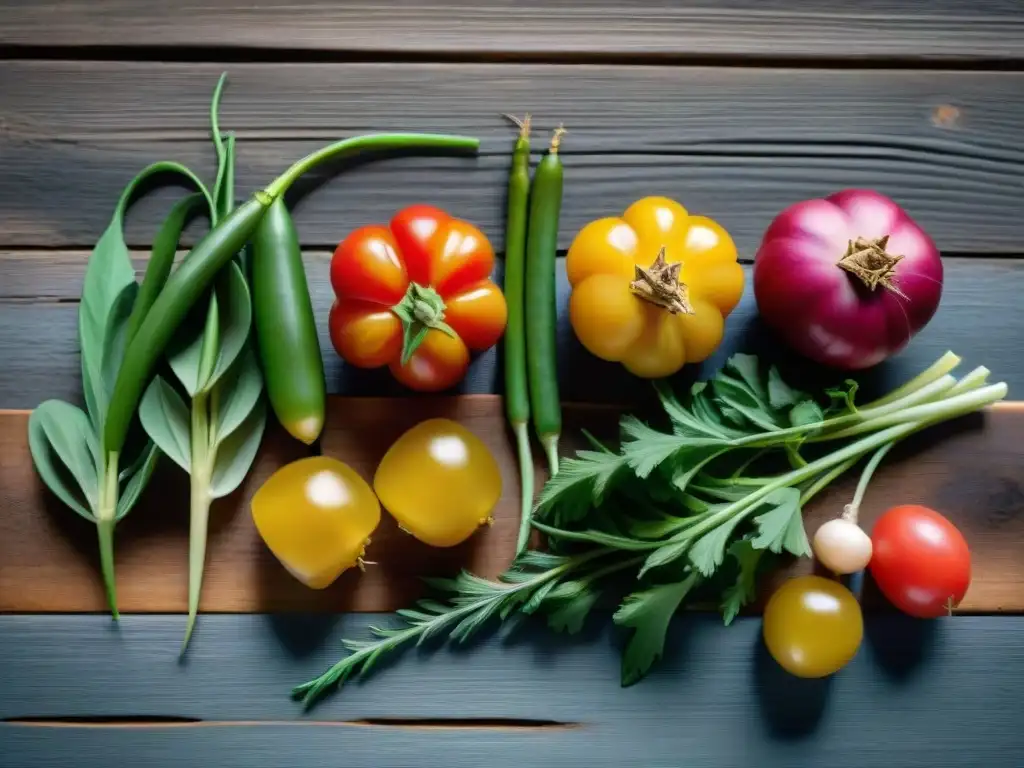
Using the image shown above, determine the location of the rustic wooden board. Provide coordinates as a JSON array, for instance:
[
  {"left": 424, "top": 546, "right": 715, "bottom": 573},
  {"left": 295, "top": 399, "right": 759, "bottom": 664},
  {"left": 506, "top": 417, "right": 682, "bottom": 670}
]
[
  {"left": 1, "top": 614, "right": 1023, "bottom": 767},
  {"left": 2, "top": 62, "right": 1023, "bottom": 252},
  {"left": 3, "top": 255, "right": 1024, "bottom": 409},
  {"left": 2, "top": 394, "right": 1022, "bottom": 614},
  {"left": 1, "top": 0, "right": 1022, "bottom": 60}
]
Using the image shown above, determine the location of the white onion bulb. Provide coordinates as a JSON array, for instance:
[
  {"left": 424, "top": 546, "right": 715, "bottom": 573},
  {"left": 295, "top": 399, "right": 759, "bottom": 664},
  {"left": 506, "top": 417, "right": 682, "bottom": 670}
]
[{"left": 813, "top": 518, "right": 873, "bottom": 574}]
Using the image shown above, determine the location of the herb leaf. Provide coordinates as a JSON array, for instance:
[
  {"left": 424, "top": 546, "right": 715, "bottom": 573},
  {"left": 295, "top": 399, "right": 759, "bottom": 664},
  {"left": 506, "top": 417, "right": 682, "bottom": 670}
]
[
  {"left": 139, "top": 376, "right": 192, "bottom": 472},
  {"left": 534, "top": 450, "right": 627, "bottom": 525},
  {"left": 720, "top": 539, "right": 764, "bottom": 625},
  {"left": 27, "top": 401, "right": 97, "bottom": 520},
  {"left": 209, "top": 398, "right": 266, "bottom": 499},
  {"left": 751, "top": 487, "right": 811, "bottom": 557},
  {"left": 212, "top": 347, "right": 264, "bottom": 446},
  {"left": 116, "top": 442, "right": 161, "bottom": 520},
  {"left": 613, "top": 573, "right": 700, "bottom": 686}
]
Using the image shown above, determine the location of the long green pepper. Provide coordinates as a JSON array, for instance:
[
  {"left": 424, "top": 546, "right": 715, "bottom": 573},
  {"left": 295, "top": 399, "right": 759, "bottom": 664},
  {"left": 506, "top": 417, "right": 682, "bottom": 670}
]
[
  {"left": 524, "top": 127, "right": 566, "bottom": 477},
  {"left": 501, "top": 114, "right": 536, "bottom": 556}
]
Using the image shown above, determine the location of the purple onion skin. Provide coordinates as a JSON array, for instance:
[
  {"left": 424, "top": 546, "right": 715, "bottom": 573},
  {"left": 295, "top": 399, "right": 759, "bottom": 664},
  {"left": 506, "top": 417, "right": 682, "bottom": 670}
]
[{"left": 753, "top": 189, "right": 943, "bottom": 370}]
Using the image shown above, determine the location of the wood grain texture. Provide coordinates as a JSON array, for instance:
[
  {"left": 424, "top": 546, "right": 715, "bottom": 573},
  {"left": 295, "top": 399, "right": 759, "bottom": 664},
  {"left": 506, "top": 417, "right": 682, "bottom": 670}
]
[
  {"left": 2, "top": 62, "right": 1023, "bottom": 251},
  {"left": 2, "top": 395, "right": 1023, "bottom": 614},
  {"left": 1, "top": 0, "right": 1022, "bottom": 60},
  {"left": 1, "top": 614, "right": 1023, "bottom": 767},
  {"left": 3, "top": 254, "right": 1024, "bottom": 409}
]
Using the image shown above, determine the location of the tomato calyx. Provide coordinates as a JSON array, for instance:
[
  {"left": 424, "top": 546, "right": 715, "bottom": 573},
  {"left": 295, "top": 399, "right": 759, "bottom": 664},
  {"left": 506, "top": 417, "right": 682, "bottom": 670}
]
[
  {"left": 628, "top": 247, "right": 694, "bottom": 315},
  {"left": 391, "top": 282, "right": 458, "bottom": 364}
]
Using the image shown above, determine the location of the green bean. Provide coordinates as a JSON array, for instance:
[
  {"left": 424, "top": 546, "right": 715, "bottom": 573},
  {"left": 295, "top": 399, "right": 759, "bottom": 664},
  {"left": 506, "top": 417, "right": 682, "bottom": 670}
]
[
  {"left": 524, "top": 126, "right": 565, "bottom": 477},
  {"left": 502, "top": 114, "right": 536, "bottom": 555},
  {"left": 104, "top": 132, "right": 480, "bottom": 455},
  {"left": 252, "top": 196, "right": 326, "bottom": 444}
]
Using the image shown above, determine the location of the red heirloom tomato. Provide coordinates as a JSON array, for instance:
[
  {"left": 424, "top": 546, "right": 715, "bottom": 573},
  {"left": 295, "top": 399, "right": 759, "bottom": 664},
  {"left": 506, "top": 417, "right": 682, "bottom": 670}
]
[
  {"left": 329, "top": 205, "right": 507, "bottom": 391},
  {"left": 869, "top": 504, "right": 971, "bottom": 618}
]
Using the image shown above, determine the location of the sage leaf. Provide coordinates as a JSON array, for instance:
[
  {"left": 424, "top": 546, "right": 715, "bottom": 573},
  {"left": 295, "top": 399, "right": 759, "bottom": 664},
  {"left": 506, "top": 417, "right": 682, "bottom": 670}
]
[
  {"left": 139, "top": 376, "right": 192, "bottom": 472},
  {"left": 27, "top": 402, "right": 97, "bottom": 520},
  {"left": 116, "top": 441, "right": 161, "bottom": 520},
  {"left": 212, "top": 346, "right": 264, "bottom": 446},
  {"left": 209, "top": 399, "right": 266, "bottom": 498},
  {"left": 100, "top": 282, "right": 139, "bottom": 401},
  {"left": 167, "top": 261, "right": 250, "bottom": 395}
]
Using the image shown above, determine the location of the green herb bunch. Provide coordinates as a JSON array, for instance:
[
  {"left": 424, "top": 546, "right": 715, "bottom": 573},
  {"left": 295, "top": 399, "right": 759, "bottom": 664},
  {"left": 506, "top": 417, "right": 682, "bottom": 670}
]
[{"left": 295, "top": 351, "right": 1005, "bottom": 706}]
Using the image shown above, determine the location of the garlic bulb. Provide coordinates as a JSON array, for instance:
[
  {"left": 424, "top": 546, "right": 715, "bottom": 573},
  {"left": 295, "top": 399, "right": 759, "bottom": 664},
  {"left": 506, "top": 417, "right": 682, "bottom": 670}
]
[{"left": 813, "top": 518, "right": 873, "bottom": 574}]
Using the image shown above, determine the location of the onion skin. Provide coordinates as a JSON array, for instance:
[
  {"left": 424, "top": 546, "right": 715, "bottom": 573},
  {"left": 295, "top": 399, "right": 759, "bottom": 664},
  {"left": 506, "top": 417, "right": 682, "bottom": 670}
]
[{"left": 753, "top": 190, "right": 943, "bottom": 369}]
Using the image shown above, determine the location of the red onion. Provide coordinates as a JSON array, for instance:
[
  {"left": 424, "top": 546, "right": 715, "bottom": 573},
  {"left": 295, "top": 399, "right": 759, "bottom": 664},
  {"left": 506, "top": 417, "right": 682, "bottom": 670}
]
[{"left": 753, "top": 189, "right": 943, "bottom": 370}]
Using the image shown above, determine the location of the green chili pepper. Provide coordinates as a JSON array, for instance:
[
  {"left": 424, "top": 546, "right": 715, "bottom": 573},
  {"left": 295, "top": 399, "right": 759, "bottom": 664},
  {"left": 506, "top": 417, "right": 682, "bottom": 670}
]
[
  {"left": 252, "top": 196, "right": 326, "bottom": 444},
  {"left": 104, "top": 132, "right": 480, "bottom": 455},
  {"left": 502, "top": 114, "right": 536, "bottom": 555},
  {"left": 524, "top": 126, "right": 565, "bottom": 477}
]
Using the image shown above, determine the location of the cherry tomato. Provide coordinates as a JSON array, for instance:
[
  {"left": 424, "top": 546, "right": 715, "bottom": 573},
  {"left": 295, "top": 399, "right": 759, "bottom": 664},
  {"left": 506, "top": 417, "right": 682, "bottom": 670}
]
[
  {"left": 374, "top": 418, "right": 501, "bottom": 547},
  {"left": 762, "top": 575, "right": 863, "bottom": 678},
  {"left": 869, "top": 504, "right": 971, "bottom": 618},
  {"left": 251, "top": 457, "right": 381, "bottom": 589}
]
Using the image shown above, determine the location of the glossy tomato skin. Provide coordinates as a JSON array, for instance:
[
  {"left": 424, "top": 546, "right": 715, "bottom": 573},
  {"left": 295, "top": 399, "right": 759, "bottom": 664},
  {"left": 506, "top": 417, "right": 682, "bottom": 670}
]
[
  {"left": 762, "top": 575, "right": 863, "bottom": 678},
  {"left": 328, "top": 207, "right": 506, "bottom": 391},
  {"left": 869, "top": 505, "right": 971, "bottom": 617}
]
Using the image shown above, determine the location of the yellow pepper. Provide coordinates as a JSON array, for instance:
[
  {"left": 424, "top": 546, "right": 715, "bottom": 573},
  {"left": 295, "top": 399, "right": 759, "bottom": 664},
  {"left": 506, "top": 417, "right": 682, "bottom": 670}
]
[{"left": 566, "top": 196, "right": 745, "bottom": 378}]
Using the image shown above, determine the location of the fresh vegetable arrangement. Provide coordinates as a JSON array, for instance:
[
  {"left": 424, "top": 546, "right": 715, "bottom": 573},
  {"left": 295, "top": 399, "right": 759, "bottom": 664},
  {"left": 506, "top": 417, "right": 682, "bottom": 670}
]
[
  {"left": 27, "top": 73, "right": 480, "bottom": 623},
  {"left": 295, "top": 352, "right": 1005, "bottom": 704},
  {"left": 19, "top": 78, "right": 1009, "bottom": 712}
]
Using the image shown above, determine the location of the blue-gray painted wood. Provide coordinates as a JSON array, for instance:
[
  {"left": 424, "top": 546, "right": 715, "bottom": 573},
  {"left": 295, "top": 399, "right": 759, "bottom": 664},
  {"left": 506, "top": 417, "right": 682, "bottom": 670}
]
[{"left": 0, "top": 614, "right": 1022, "bottom": 767}]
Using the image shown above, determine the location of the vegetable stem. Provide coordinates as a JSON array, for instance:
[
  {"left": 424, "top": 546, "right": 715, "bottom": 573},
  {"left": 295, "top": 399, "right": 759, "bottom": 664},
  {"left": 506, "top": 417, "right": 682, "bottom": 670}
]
[
  {"left": 183, "top": 392, "right": 213, "bottom": 654},
  {"left": 264, "top": 133, "right": 480, "bottom": 201},
  {"left": 513, "top": 422, "right": 535, "bottom": 555},
  {"left": 862, "top": 351, "right": 961, "bottom": 409},
  {"left": 97, "top": 452, "right": 120, "bottom": 619},
  {"left": 842, "top": 442, "right": 894, "bottom": 524}
]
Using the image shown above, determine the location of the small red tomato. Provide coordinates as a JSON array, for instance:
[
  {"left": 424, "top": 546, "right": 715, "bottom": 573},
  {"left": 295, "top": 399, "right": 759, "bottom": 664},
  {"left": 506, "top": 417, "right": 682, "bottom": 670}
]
[{"left": 869, "top": 504, "right": 971, "bottom": 618}]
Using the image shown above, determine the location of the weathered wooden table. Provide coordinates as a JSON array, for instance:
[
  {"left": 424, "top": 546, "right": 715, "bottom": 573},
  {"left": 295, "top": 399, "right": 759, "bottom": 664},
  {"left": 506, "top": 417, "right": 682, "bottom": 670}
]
[{"left": 2, "top": 2, "right": 1024, "bottom": 765}]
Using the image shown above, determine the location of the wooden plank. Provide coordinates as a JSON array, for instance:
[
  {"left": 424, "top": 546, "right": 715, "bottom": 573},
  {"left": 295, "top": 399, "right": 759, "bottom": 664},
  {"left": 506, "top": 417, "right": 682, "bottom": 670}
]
[
  {"left": 3, "top": 255, "right": 1024, "bottom": 409},
  {"left": 2, "top": 394, "right": 1023, "bottom": 614},
  {"left": 1, "top": 0, "right": 1022, "bottom": 60},
  {"left": 2, "top": 62, "right": 1023, "bottom": 252},
  {"left": 1, "top": 614, "right": 1023, "bottom": 767}
]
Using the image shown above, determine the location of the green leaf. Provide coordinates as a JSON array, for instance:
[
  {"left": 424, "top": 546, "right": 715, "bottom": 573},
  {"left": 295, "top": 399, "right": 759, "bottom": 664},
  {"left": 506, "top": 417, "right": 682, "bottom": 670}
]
[
  {"left": 688, "top": 505, "right": 750, "bottom": 577},
  {"left": 546, "top": 587, "right": 602, "bottom": 634},
  {"left": 751, "top": 487, "right": 811, "bottom": 558},
  {"left": 654, "top": 381, "right": 727, "bottom": 439},
  {"left": 639, "top": 537, "right": 690, "bottom": 578},
  {"left": 613, "top": 573, "right": 699, "bottom": 686},
  {"left": 209, "top": 398, "right": 266, "bottom": 498},
  {"left": 620, "top": 415, "right": 723, "bottom": 479},
  {"left": 139, "top": 376, "right": 192, "bottom": 472},
  {"left": 167, "top": 261, "right": 250, "bottom": 396},
  {"left": 789, "top": 400, "right": 824, "bottom": 428},
  {"left": 534, "top": 449, "right": 628, "bottom": 525},
  {"left": 726, "top": 353, "right": 768, "bottom": 404},
  {"left": 27, "top": 401, "right": 97, "bottom": 520},
  {"left": 116, "top": 441, "right": 161, "bottom": 520},
  {"left": 719, "top": 539, "right": 764, "bottom": 625},
  {"left": 212, "top": 346, "right": 263, "bottom": 447},
  {"left": 767, "top": 366, "right": 805, "bottom": 410}
]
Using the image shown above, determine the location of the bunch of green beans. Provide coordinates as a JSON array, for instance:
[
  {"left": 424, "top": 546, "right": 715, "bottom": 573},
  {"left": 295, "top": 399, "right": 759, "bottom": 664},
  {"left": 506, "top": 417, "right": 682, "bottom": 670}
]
[
  {"left": 103, "top": 132, "right": 480, "bottom": 457},
  {"left": 503, "top": 117, "right": 566, "bottom": 555}
]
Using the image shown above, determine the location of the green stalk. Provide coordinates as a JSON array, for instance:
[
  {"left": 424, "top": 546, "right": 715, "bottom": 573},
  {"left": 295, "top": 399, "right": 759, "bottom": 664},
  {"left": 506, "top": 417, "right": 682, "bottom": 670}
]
[
  {"left": 183, "top": 392, "right": 213, "bottom": 652},
  {"left": 96, "top": 452, "right": 120, "bottom": 619},
  {"left": 860, "top": 351, "right": 961, "bottom": 409},
  {"left": 841, "top": 442, "right": 894, "bottom": 523},
  {"left": 513, "top": 422, "right": 535, "bottom": 554},
  {"left": 265, "top": 133, "right": 480, "bottom": 201}
]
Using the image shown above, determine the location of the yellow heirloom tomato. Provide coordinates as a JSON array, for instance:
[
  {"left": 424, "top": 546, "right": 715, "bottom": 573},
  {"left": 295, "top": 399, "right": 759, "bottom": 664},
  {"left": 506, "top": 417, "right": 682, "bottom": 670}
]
[
  {"left": 374, "top": 418, "right": 501, "bottom": 548},
  {"left": 566, "top": 196, "right": 745, "bottom": 378},
  {"left": 251, "top": 457, "right": 381, "bottom": 589}
]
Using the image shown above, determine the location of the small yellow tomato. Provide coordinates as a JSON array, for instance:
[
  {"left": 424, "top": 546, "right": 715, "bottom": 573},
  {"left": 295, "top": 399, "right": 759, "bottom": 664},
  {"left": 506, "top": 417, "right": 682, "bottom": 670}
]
[
  {"left": 374, "top": 418, "right": 501, "bottom": 547},
  {"left": 251, "top": 456, "right": 380, "bottom": 589},
  {"left": 566, "top": 197, "right": 745, "bottom": 378},
  {"left": 762, "top": 575, "right": 863, "bottom": 678}
]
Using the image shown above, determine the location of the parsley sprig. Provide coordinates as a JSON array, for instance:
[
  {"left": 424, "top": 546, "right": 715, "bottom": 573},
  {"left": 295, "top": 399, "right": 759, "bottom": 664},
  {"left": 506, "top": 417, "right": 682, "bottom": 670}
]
[{"left": 295, "top": 352, "right": 1005, "bottom": 707}]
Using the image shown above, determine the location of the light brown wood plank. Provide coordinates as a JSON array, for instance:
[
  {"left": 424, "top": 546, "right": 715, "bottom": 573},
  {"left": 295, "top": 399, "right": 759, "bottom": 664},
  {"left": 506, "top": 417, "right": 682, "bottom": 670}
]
[
  {"left": 2, "top": 62, "right": 1023, "bottom": 252},
  {"left": 1, "top": 0, "right": 1021, "bottom": 60},
  {"left": 1, "top": 397, "right": 1022, "bottom": 614}
]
